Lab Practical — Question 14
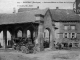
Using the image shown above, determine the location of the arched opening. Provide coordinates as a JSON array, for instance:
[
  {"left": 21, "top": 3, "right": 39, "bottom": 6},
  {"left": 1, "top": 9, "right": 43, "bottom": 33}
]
[
  {"left": 0, "top": 30, "right": 12, "bottom": 48},
  {"left": 43, "top": 28, "right": 50, "bottom": 48},
  {"left": 17, "top": 30, "right": 22, "bottom": 38},
  {"left": 26, "top": 30, "right": 35, "bottom": 43},
  {"left": 0, "top": 31, "right": 3, "bottom": 47},
  {"left": 15, "top": 27, "right": 23, "bottom": 38},
  {"left": 26, "top": 24, "right": 36, "bottom": 44},
  {"left": 27, "top": 30, "right": 31, "bottom": 38}
]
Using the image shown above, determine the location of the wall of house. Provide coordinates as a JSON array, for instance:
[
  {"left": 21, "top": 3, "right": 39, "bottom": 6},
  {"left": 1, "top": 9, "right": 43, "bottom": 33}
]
[{"left": 54, "top": 22, "right": 80, "bottom": 47}]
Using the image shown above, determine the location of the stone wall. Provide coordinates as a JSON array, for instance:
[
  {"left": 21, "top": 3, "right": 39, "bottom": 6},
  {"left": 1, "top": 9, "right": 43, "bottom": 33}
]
[{"left": 54, "top": 22, "right": 80, "bottom": 47}]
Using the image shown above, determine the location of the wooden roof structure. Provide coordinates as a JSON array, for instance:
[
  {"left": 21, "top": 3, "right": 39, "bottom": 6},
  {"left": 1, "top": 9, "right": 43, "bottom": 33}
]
[
  {"left": 0, "top": 9, "right": 47, "bottom": 25},
  {"left": 0, "top": 8, "right": 80, "bottom": 25}
]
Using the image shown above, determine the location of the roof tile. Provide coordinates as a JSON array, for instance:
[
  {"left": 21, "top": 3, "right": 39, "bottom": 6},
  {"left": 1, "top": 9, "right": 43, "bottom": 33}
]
[
  {"left": 0, "top": 9, "right": 47, "bottom": 25},
  {"left": 50, "top": 9, "right": 80, "bottom": 21}
]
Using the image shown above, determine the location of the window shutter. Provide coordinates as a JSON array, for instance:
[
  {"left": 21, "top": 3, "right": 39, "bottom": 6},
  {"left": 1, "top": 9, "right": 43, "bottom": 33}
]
[
  {"left": 70, "top": 33, "right": 72, "bottom": 38},
  {"left": 75, "top": 33, "right": 77, "bottom": 38},
  {"left": 67, "top": 33, "right": 69, "bottom": 38}
]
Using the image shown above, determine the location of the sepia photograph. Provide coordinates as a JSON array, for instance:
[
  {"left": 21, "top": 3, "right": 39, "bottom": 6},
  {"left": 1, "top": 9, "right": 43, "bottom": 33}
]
[{"left": 0, "top": 0, "right": 80, "bottom": 60}]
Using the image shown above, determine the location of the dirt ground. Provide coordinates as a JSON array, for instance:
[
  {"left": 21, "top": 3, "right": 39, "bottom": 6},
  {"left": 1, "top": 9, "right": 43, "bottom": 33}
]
[{"left": 0, "top": 48, "right": 80, "bottom": 60}]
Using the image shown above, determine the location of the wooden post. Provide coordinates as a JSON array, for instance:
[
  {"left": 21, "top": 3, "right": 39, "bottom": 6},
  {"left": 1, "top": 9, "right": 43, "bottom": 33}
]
[
  {"left": 11, "top": 30, "right": 16, "bottom": 47},
  {"left": 22, "top": 29, "right": 27, "bottom": 38},
  {"left": 31, "top": 30, "right": 33, "bottom": 43},
  {"left": 3, "top": 29, "right": 7, "bottom": 49}
]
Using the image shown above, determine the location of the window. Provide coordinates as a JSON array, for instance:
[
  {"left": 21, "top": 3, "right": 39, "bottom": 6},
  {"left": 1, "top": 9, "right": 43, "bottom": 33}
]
[
  {"left": 64, "top": 25, "right": 76, "bottom": 30},
  {"left": 17, "top": 30, "right": 22, "bottom": 37},
  {"left": 71, "top": 33, "right": 76, "bottom": 38},
  {"left": 71, "top": 25, "right": 76, "bottom": 30},
  {"left": 64, "top": 25, "right": 69, "bottom": 30},
  {"left": 63, "top": 32, "right": 69, "bottom": 38}
]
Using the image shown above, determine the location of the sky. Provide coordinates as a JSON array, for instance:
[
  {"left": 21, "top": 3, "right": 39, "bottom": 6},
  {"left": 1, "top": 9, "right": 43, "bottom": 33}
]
[{"left": 0, "top": 0, "right": 75, "bottom": 13}]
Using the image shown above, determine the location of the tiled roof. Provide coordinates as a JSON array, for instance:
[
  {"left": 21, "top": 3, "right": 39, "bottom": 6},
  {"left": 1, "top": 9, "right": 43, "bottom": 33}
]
[
  {"left": 50, "top": 9, "right": 80, "bottom": 22},
  {"left": 0, "top": 8, "right": 80, "bottom": 25},
  {"left": 0, "top": 9, "right": 48, "bottom": 25}
]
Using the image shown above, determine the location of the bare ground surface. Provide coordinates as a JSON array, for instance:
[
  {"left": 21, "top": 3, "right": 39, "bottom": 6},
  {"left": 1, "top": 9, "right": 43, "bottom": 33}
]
[{"left": 0, "top": 48, "right": 80, "bottom": 60}]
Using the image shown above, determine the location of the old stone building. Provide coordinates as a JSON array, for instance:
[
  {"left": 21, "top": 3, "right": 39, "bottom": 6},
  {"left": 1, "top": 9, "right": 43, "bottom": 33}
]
[
  {"left": 0, "top": 7, "right": 80, "bottom": 51},
  {"left": 0, "top": 8, "right": 55, "bottom": 51},
  {"left": 50, "top": 9, "right": 80, "bottom": 48}
]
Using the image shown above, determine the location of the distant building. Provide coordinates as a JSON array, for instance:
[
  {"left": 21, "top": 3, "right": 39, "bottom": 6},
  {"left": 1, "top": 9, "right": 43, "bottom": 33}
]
[{"left": 18, "top": 6, "right": 39, "bottom": 12}]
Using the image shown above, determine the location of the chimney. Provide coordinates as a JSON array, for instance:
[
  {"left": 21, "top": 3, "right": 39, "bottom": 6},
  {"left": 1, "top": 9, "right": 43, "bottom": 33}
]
[
  {"left": 37, "top": 6, "right": 39, "bottom": 9},
  {"left": 56, "top": 7, "right": 59, "bottom": 9}
]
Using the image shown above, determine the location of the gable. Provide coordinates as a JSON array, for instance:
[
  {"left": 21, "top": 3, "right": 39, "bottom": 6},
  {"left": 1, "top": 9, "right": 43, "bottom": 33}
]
[{"left": 43, "top": 9, "right": 53, "bottom": 29}]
